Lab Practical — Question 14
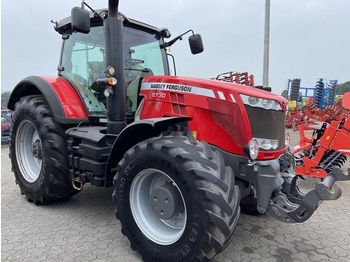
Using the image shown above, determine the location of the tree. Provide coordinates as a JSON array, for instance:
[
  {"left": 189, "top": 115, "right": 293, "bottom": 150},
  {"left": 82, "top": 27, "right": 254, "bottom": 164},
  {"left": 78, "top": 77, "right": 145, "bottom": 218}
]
[
  {"left": 281, "top": 89, "right": 288, "bottom": 98},
  {"left": 336, "top": 81, "right": 350, "bottom": 95}
]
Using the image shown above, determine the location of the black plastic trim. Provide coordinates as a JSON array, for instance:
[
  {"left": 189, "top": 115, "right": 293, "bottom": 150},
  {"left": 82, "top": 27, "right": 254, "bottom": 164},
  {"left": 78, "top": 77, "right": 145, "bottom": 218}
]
[{"left": 105, "top": 117, "right": 192, "bottom": 186}]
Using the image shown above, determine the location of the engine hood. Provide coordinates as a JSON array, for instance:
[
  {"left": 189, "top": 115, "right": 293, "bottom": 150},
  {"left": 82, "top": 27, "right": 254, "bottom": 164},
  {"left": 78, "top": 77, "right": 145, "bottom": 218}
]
[{"left": 142, "top": 75, "right": 288, "bottom": 110}]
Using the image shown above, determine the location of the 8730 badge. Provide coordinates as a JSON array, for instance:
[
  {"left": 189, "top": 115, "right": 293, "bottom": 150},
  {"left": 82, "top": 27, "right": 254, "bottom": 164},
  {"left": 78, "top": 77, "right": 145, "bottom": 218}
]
[{"left": 151, "top": 92, "right": 166, "bottom": 99}]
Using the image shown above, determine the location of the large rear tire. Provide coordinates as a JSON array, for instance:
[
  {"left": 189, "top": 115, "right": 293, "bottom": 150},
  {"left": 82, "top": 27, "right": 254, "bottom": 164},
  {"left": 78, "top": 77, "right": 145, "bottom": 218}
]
[
  {"left": 113, "top": 131, "right": 240, "bottom": 261},
  {"left": 9, "top": 95, "right": 78, "bottom": 204}
]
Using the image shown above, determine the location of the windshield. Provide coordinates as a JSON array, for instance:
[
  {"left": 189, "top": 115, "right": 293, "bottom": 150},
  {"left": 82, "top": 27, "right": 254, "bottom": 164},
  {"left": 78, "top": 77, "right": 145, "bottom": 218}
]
[{"left": 60, "top": 25, "right": 169, "bottom": 116}]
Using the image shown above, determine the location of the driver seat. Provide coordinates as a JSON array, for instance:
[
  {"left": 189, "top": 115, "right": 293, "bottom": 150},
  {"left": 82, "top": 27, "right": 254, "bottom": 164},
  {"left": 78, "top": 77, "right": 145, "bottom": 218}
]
[{"left": 88, "top": 61, "right": 106, "bottom": 105}]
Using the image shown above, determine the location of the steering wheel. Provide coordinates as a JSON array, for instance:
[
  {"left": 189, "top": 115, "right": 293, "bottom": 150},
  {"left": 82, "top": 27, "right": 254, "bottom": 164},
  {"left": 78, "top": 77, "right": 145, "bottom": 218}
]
[{"left": 125, "top": 58, "right": 144, "bottom": 68}]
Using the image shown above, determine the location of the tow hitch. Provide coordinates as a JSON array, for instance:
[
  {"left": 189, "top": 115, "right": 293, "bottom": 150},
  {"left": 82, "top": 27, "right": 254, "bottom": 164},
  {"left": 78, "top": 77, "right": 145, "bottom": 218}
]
[{"left": 268, "top": 167, "right": 350, "bottom": 223}]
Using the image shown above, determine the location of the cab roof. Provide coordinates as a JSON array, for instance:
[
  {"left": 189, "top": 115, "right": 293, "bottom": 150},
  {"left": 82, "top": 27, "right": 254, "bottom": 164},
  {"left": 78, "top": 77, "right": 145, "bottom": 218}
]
[{"left": 55, "top": 8, "right": 169, "bottom": 37}]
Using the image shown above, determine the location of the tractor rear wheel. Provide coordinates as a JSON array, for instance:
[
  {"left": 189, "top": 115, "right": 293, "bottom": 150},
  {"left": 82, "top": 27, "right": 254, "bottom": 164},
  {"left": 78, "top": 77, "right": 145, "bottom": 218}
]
[
  {"left": 113, "top": 131, "right": 240, "bottom": 261},
  {"left": 9, "top": 95, "right": 78, "bottom": 204}
]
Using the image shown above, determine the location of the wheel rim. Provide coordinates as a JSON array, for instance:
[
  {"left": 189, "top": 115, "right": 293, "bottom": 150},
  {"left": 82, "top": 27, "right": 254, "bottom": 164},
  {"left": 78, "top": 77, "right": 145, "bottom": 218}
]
[
  {"left": 130, "top": 168, "right": 187, "bottom": 245},
  {"left": 15, "top": 120, "right": 42, "bottom": 183}
]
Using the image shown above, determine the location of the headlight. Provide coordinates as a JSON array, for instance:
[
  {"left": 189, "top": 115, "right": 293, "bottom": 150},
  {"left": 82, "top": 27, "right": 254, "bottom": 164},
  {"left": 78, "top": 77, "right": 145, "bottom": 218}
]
[
  {"left": 262, "top": 99, "right": 272, "bottom": 108},
  {"left": 106, "top": 66, "right": 116, "bottom": 76},
  {"left": 240, "top": 95, "right": 282, "bottom": 110},
  {"left": 271, "top": 140, "right": 278, "bottom": 150},
  {"left": 245, "top": 138, "right": 259, "bottom": 160},
  {"left": 254, "top": 138, "right": 279, "bottom": 150},
  {"left": 248, "top": 96, "right": 259, "bottom": 105},
  {"left": 261, "top": 140, "right": 277, "bottom": 150}
]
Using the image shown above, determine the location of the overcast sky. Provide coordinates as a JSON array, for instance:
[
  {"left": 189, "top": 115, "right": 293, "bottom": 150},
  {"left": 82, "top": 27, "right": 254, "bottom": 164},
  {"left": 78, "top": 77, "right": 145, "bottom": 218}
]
[{"left": 1, "top": 0, "right": 350, "bottom": 95}]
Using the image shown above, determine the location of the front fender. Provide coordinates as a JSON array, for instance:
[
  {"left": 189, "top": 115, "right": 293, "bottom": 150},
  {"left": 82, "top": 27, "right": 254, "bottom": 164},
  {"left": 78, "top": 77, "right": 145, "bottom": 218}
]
[
  {"left": 105, "top": 116, "right": 192, "bottom": 185},
  {"left": 8, "top": 76, "right": 88, "bottom": 124}
]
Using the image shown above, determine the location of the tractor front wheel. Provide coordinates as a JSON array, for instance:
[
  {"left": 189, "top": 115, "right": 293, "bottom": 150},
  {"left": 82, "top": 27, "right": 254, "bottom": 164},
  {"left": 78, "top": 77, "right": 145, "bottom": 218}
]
[{"left": 113, "top": 131, "right": 240, "bottom": 261}]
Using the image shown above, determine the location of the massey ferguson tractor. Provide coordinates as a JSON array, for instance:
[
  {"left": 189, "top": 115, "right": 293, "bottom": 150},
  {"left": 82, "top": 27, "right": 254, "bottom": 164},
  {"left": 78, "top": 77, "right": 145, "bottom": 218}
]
[{"left": 7, "top": 1, "right": 349, "bottom": 261}]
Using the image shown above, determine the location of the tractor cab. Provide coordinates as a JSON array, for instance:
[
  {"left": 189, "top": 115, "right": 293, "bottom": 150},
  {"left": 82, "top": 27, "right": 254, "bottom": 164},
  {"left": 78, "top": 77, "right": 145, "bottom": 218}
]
[
  {"left": 56, "top": 11, "right": 171, "bottom": 119},
  {"left": 55, "top": 7, "right": 203, "bottom": 123}
]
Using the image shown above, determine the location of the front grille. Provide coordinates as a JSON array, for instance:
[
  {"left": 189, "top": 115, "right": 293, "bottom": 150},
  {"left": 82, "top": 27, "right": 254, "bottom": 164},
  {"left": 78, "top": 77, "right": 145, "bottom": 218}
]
[{"left": 245, "top": 105, "right": 285, "bottom": 150}]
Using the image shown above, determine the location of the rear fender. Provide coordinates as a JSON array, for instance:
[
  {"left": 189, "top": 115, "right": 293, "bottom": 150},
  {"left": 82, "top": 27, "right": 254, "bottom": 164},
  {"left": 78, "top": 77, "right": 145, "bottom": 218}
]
[
  {"left": 105, "top": 116, "right": 192, "bottom": 186},
  {"left": 8, "top": 76, "right": 88, "bottom": 124}
]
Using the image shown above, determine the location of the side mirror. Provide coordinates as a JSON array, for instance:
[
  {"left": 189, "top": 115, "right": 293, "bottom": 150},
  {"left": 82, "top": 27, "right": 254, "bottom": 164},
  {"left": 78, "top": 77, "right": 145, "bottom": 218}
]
[
  {"left": 342, "top": 92, "right": 350, "bottom": 110},
  {"left": 71, "top": 7, "right": 90, "bottom": 34},
  {"left": 189, "top": 34, "right": 204, "bottom": 54}
]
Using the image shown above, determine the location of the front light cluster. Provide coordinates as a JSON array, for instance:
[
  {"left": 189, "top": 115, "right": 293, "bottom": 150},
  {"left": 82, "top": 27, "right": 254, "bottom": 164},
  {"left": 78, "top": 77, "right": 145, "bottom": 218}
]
[
  {"left": 254, "top": 138, "right": 278, "bottom": 150},
  {"left": 240, "top": 95, "right": 282, "bottom": 110},
  {"left": 245, "top": 137, "right": 279, "bottom": 160}
]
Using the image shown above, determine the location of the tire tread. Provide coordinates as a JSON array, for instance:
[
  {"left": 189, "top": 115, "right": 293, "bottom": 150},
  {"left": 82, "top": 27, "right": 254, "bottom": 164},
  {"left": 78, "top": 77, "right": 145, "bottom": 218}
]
[
  {"left": 9, "top": 95, "right": 78, "bottom": 204},
  {"left": 114, "top": 131, "right": 240, "bottom": 261}
]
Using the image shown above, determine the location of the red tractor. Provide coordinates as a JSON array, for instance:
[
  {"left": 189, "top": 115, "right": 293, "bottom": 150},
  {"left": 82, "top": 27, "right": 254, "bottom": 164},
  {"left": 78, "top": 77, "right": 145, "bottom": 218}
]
[{"left": 7, "top": 1, "right": 348, "bottom": 261}]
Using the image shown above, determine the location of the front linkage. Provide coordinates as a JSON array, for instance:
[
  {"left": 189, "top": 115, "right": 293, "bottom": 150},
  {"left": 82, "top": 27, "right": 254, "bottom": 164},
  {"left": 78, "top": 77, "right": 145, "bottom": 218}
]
[{"left": 268, "top": 167, "right": 350, "bottom": 223}]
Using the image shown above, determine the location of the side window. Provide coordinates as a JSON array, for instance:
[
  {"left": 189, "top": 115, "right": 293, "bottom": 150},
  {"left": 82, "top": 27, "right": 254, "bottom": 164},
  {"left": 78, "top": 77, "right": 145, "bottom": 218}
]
[
  {"left": 71, "top": 42, "right": 105, "bottom": 85},
  {"left": 60, "top": 28, "right": 106, "bottom": 115},
  {"left": 72, "top": 42, "right": 106, "bottom": 107}
]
